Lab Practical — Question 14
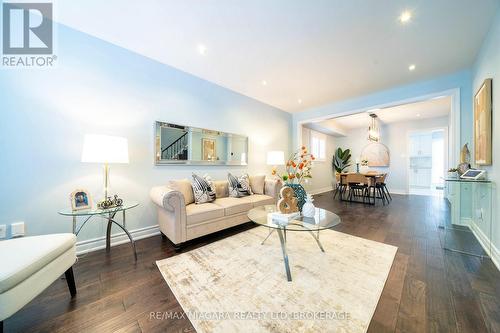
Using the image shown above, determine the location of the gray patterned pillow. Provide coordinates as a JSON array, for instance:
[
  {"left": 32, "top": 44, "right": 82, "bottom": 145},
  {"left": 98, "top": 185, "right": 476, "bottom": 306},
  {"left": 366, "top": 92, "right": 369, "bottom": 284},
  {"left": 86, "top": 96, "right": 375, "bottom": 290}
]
[
  {"left": 191, "top": 173, "right": 216, "bottom": 204},
  {"left": 228, "top": 173, "right": 253, "bottom": 198}
]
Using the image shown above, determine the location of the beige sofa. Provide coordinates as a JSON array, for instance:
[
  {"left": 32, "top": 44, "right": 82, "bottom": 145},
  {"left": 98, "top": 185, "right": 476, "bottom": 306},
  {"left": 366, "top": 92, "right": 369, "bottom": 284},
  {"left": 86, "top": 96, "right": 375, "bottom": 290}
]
[{"left": 150, "top": 177, "right": 281, "bottom": 247}]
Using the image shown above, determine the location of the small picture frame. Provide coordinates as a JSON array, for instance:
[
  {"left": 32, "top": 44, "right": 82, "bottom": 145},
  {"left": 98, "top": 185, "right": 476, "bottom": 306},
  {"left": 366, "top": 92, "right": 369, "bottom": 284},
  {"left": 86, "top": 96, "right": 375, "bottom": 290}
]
[{"left": 70, "top": 189, "right": 92, "bottom": 211}]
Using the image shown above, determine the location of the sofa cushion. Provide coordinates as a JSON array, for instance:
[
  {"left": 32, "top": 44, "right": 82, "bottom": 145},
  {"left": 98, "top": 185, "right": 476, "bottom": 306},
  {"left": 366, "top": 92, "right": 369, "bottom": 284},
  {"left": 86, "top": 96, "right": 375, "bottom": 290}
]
[
  {"left": 213, "top": 197, "right": 253, "bottom": 216},
  {"left": 249, "top": 175, "right": 266, "bottom": 194},
  {"left": 168, "top": 179, "right": 194, "bottom": 205},
  {"left": 0, "top": 233, "right": 76, "bottom": 293},
  {"left": 240, "top": 194, "right": 275, "bottom": 207},
  {"left": 186, "top": 203, "right": 225, "bottom": 225},
  {"left": 213, "top": 180, "right": 229, "bottom": 198}
]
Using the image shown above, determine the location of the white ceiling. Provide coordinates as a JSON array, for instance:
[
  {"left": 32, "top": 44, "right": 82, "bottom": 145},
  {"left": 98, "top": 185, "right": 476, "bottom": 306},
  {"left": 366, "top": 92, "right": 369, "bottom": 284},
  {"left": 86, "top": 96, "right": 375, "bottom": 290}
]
[
  {"left": 53, "top": 0, "right": 499, "bottom": 112},
  {"left": 307, "top": 96, "right": 451, "bottom": 135}
]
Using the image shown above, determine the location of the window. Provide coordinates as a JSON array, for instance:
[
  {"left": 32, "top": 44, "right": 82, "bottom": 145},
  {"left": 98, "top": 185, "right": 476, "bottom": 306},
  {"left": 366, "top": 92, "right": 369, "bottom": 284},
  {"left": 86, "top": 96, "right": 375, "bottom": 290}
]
[{"left": 310, "top": 130, "right": 326, "bottom": 160}]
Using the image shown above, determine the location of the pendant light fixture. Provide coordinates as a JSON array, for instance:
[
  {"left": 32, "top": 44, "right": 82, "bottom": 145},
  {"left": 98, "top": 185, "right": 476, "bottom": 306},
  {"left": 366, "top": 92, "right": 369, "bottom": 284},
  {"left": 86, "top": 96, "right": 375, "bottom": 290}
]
[{"left": 368, "top": 114, "right": 380, "bottom": 142}]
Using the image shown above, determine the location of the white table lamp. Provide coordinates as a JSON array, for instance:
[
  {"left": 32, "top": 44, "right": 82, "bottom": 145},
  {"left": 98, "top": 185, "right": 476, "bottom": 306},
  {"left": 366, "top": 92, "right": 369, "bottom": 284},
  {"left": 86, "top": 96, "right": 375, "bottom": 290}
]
[
  {"left": 81, "top": 134, "right": 129, "bottom": 201},
  {"left": 267, "top": 151, "right": 285, "bottom": 176}
]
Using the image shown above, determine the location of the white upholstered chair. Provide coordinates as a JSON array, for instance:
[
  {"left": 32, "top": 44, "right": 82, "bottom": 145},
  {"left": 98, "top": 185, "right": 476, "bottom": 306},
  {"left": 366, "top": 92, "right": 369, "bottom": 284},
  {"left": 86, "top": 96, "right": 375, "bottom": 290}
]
[{"left": 0, "top": 233, "right": 77, "bottom": 332}]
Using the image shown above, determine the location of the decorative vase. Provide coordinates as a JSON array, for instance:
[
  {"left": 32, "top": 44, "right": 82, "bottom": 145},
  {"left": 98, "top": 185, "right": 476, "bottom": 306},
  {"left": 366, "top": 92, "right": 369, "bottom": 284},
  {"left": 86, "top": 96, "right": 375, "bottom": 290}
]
[
  {"left": 302, "top": 194, "right": 315, "bottom": 218},
  {"left": 285, "top": 183, "right": 307, "bottom": 211}
]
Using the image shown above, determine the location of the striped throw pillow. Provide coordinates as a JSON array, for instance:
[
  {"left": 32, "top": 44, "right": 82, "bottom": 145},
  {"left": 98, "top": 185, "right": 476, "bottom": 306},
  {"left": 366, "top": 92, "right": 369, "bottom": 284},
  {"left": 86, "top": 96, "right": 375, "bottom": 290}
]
[
  {"left": 228, "top": 173, "right": 253, "bottom": 198},
  {"left": 191, "top": 173, "right": 216, "bottom": 204}
]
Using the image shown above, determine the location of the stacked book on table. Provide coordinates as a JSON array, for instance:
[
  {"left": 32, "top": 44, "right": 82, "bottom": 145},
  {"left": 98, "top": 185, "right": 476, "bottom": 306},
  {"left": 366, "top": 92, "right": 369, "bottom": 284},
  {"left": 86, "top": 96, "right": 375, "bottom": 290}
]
[{"left": 269, "top": 211, "right": 300, "bottom": 224}]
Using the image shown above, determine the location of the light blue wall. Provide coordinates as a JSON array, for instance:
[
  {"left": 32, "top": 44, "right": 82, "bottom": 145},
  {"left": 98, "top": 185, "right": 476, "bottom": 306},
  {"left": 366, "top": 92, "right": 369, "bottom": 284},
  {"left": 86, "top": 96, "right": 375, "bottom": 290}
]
[
  {"left": 472, "top": 10, "right": 500, "bottom": 259},
  {"left": 0, "top": 24, "right": 292, "bottom": 244},
  {"left": 293, "top": 70, "right": 473, "bottom": 150}
]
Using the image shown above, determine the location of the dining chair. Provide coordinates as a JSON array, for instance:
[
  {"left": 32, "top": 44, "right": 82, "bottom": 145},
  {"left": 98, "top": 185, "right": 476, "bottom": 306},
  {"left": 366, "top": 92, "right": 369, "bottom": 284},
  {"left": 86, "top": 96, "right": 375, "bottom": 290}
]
[
  {"left": 381, "top": 174, "right": 392, "bottom": 201},
  {"left": 372, "top": 174, "right": 390, "bottom": 205},
  {"left": 345, "top": 173, "right": 369, "bottom": 204},
  {"left": 333, "top": 174, "right": 348, "bottom": 200}
]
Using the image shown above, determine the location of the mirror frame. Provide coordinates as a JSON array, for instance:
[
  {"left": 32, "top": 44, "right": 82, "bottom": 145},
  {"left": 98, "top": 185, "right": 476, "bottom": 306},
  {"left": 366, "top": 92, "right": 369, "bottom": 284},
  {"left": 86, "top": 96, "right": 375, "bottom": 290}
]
[{"left": 155, "top": 121, "right": 249, "bottom": 166}]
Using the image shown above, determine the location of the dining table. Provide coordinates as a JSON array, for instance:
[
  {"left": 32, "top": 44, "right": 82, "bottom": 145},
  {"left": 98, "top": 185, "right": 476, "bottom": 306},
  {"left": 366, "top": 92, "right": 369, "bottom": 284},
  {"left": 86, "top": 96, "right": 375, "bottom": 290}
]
[{"left": 337, "top": 172, "right": 386, "bottom": 205}]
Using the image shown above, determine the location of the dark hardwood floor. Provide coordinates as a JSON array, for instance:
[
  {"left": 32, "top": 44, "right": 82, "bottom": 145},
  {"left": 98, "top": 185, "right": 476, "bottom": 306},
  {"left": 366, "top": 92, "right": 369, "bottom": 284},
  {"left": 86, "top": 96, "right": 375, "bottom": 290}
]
[{"left": 5, "top": 193, "right": 500, "bottom": 332}]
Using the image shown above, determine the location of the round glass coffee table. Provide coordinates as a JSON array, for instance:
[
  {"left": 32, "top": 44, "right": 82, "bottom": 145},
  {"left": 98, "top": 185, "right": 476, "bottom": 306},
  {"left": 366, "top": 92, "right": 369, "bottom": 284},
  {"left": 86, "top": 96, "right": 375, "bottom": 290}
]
[{"left": 248, "top": 205, "right": 341, "bottom": 281}]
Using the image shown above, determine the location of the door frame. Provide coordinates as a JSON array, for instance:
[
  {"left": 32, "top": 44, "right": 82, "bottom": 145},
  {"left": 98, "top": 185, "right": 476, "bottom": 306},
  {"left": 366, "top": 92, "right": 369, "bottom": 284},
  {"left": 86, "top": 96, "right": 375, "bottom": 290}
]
[{"left": 406, "top": 126, "right": 449, "bottom": 195}]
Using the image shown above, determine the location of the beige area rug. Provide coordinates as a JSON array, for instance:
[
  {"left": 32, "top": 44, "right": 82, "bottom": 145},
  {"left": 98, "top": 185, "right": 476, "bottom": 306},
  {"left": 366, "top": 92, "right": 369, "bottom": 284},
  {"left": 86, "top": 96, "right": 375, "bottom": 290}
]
[{"left": 156, "top": 227, "right": 397, "bottom": 333}]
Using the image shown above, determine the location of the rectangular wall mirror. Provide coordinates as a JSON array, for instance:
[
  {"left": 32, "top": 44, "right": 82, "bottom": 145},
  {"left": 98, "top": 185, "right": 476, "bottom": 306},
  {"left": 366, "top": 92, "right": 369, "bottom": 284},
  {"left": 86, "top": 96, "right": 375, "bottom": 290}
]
[{"left": 155, "top": 121, "right": 248, "bottom": 165}]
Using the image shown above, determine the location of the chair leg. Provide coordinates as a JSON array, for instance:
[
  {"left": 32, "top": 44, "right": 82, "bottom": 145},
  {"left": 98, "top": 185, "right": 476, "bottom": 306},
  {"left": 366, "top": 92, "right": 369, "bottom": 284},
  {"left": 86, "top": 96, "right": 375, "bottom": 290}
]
[
  {"left": 65, "top": 267, "right": 77, "bottom": 297},
  {"left": 383, "top": 187, "right": 390, "bottom": 203},
  {"left": 384, "top": 184, "right": 392, "bottom": 200},
  {"left": 1, "top": 320, "right": 3, "bottom": 333},
  {"left": 378, "top": 188, "right": 386, "bottom": 205}
]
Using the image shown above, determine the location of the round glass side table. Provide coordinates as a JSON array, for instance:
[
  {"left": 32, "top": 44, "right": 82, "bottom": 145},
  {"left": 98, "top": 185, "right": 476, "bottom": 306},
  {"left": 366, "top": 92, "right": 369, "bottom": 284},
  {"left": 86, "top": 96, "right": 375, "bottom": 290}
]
[{"left": 59, "top": 202, "right": 139, "bottom": 261}]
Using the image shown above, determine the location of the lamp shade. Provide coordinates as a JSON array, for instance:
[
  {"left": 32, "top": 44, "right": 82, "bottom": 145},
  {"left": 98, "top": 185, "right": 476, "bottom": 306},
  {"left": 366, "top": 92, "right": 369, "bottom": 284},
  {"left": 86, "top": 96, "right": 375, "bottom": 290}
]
[
  {"left": 81, "top": 134, "right": 129, "bottom": 164},
  {"left": 267, "top": 151, "right": 285, "bottom": 165}
]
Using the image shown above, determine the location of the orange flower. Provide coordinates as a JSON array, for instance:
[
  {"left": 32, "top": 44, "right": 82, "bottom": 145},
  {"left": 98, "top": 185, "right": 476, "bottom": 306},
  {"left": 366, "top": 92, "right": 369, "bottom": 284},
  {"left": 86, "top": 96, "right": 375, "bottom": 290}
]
[
  {"left": 311, "top": 155, "right": 315, "bottom": 160},
  {"left": 299, "top": 163, "right": 304, "bottom": 169},
  {"left": 303, "top": 150, "right": 307, "bottom": 154},
  {"left": 292, "top": 162, "right": 297, "bottom": 168},
  {"left": 301, "top": 146, "right": 306, "bottom": 150}
]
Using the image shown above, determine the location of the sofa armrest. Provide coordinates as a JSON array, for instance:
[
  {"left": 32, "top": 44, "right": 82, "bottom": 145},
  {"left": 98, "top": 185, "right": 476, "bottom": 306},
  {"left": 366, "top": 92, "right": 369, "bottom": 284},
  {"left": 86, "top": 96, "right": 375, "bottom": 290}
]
[
  {"left": 150, "top": 186, "right": 187, "bottom": 244},
  {"left": 150, "top": 186, "right": 186, "bottom": 210},
  {"left": 264, "top": 178, "right": 282, "bottom": 200}
]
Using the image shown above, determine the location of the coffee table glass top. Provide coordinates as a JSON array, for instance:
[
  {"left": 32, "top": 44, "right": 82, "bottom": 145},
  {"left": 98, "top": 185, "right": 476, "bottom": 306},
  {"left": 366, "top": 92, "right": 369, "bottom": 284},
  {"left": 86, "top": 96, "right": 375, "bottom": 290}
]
[
  {"left": 248, "top": 205, "right": 341, "bottom": 231},
  {"left": 58, "top": 202, "right": 139, "bottom": 216}
]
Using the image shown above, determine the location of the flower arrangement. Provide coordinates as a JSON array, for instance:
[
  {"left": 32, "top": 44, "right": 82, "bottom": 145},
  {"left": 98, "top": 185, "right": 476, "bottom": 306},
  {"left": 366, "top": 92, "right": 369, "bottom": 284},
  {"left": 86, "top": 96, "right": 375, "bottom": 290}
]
[{"left": 280, "top": 146, "right": 315, "bottom": 184}]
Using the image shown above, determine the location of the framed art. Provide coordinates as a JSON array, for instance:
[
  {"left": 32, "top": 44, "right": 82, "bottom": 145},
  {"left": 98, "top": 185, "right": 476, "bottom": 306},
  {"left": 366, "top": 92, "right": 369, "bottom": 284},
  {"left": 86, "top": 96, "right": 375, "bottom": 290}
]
[
  {"left": 70, "top": 189, "right": 92, "bottom": 211},
  {"left": 202, "top": 138, "right": 216, "bottom": 161},
  {"left": 474, "top": 78, "right": 492, "bottom": 165},
  {"left": 361, "top": 142, "right": 390, "bottom": 167}
]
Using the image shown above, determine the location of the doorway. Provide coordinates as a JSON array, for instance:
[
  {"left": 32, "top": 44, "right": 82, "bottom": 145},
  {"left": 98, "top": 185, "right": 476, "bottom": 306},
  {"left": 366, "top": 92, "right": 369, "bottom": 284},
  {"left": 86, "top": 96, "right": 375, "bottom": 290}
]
[{"left": 408, "top": 128, "right": 448, "bottom": 196}]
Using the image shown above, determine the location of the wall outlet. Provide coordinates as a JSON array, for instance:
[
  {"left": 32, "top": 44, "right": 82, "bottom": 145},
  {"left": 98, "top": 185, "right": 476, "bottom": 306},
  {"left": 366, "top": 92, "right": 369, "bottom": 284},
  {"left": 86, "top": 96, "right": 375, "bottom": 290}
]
[
  {"left": 0, "top": 225, "right": 6, "bottom": 239},
  {"left": 11, "top": 222, "right": 25, "bottom": 238}
]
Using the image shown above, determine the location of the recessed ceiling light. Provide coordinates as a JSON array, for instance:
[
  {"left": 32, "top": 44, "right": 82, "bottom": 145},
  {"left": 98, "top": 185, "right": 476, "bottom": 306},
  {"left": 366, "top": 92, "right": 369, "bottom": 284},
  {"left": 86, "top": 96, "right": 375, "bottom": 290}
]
[
  {"left": 399, "top": 10, "right": 412, "bottom": 23},
  {"left": 416, "top": 113, "right": 421, "bottom": 117},
  {"left": 197, "top": 44, "right": 207, "bottom": 55},
  {"left": 298, "top": 99, "right": 302, "bottom": 104},
  {"left": 408, "top": 64, "right": 416, "bottom": 71},
  {"left": 261, "top": 80, "right": 267, "bottom": 86}
]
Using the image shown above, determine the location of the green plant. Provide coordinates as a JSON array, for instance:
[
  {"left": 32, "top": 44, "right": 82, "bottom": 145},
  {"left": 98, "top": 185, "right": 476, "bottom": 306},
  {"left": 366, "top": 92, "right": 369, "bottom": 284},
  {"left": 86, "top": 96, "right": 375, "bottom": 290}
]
[{"left": 333, "top": 148, "right": 351, "bottom": 173}]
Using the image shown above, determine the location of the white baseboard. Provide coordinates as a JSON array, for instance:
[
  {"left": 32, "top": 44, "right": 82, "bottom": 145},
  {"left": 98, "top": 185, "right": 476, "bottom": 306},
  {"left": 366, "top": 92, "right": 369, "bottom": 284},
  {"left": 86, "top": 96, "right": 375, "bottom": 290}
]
[
  {"left": 389, "top": 189, "right": 407, "bottom": 195},
  {"left": 470, "top": 221, "right": 500, "bottom": 271},
  {"left": 309, "top": 187, "right": 333, "bottom": 195},
  {"left": 76, "top": 224, "right": 160, "bottom": 255}
]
